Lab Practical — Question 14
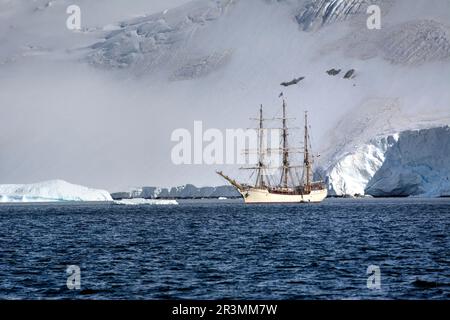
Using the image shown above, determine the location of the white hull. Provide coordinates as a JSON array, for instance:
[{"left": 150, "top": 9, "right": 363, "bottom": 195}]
[
  {"left": 217, "top": 101, "right": 326, "bottom": 204},
  {"left": 239, "top": 187, "right": 327, "bottom": 204}
]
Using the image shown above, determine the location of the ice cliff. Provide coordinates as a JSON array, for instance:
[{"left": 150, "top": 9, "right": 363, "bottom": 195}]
[
  {"left": 0, "top": 180, "right": 113, "bottom": 203},
  {"left": 365, "top": 127, "right": 450, "bottom": 197},
  {"left": 322, "top": 127, "right": 450, "bottom": 197},
  {"left": 323, "top": 135, "right": 398, "bottom": 196}
]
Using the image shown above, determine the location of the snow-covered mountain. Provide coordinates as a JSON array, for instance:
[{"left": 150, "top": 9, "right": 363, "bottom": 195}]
[
  {"left": 0, "top": 0, "right": 449, "bottom": 193},
  {"left": 0, "top": 180, "right": 112, "bottom": 202}
]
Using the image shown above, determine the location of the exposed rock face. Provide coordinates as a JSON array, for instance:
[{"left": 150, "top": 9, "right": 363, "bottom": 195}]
[
  {"left": 365, "top": 127, "right": 450, "bottom": 197},
  {"left": 295, "top": 0, "right": 381, "bottom": 31},
  {"left": 280, "top": 76, "right": 305, "bottom": 87},
  {"left": 343, "top": 69, "right": 355, "bottom": 79},
  {"left": 326, "top": 68, "right": 341, "bottom": 75}
]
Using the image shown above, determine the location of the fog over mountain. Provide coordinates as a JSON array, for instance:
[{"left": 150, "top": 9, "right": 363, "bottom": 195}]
[{"left": 1, "top": 0, "right": 449, "bottom": 193}]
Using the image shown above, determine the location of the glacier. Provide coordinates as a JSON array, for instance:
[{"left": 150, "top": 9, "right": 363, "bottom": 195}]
[
  {"left": 87, "top": 0, "right": 235, "bottom": 76},
  {"left": 321, "top": 127, "right": 450, "bottom": 197},
  {"left": 323, "top": 135, "right": 398, "bottom": 196},
  {"left": 0, "top": 180, "right": 112, "bottom": 203},
  {"left": 365, "top": 127, "right": 450, "bottom": 197}
]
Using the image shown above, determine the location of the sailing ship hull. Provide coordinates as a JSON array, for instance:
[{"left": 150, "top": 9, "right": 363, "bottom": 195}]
[
  {"left": 240, "top": 187, "right": 327, "bottom": 204},
  {"left": 217, "top": 97, "right": 326, "bottom": 205}
]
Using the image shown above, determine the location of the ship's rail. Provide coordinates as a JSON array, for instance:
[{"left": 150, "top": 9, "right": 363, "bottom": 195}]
[{"left": 267, "top": 182, "right": 325, "bottom": 195}]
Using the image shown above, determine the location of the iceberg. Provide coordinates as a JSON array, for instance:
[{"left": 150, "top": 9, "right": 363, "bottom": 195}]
[{"left": 0, "top": 180, "right": 112, "bottom": 203}]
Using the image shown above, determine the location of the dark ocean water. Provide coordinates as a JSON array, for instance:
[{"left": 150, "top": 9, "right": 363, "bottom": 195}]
[{"left": 0, "top": 198, "right": 449, "bottom": 300}]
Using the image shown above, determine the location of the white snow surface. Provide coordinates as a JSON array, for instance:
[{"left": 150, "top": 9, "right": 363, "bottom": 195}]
[{"left": 0, "top": 180, "right": 112, "bottom": 203}]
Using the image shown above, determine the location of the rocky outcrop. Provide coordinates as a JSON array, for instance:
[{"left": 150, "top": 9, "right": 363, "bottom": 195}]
[{"left": 296, "top": 0, "right": 380, "bottom": 31}]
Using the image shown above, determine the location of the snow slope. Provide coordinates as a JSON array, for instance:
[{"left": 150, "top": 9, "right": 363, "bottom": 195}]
[
  {"left": 0, "top": 180, "right": 112, "bottom": 202},
  {"left": 88, "top": 0, "right": 235, "bottom": 76}
]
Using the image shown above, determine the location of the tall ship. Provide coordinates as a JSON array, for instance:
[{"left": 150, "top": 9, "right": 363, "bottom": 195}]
[{"left": 217, "top": 96, "right": 327, "bottom": 204}]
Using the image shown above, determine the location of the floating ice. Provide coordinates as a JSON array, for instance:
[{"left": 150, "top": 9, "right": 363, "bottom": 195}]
[
  {"left": 0, "top": 180, "right": 112, "bottom": 203},
  {"left": 113, "top": 199, "right": 179, "bottom": 205}
]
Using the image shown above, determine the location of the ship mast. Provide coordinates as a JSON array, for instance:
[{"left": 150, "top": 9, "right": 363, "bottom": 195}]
[
  {"left": 239, "top": 96, "right": 304, "bottom": 190},
  {"left": 304, "top": 111, "right": 312, "bottom": 192},
  {"left": 280, "top": 99, "right": 289, "bottom": 188},
  {"left": 255, "top": 105, "right": 265, "bottom": 188},
  {"left": 239, "top": 105, "right": 271, "bottom": 188}
]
